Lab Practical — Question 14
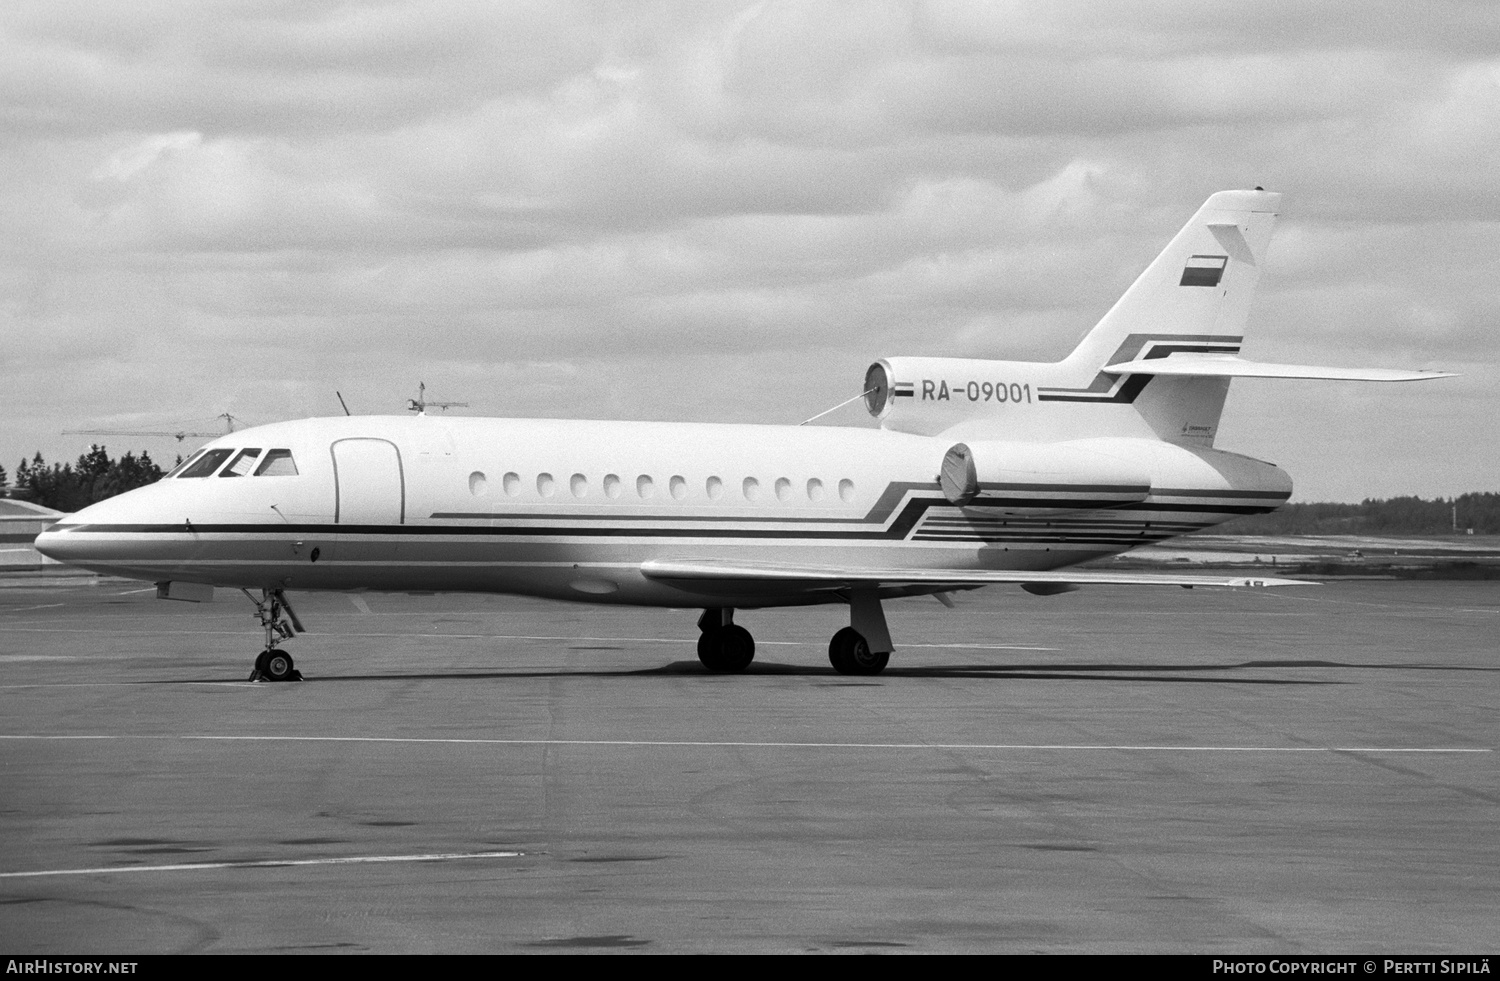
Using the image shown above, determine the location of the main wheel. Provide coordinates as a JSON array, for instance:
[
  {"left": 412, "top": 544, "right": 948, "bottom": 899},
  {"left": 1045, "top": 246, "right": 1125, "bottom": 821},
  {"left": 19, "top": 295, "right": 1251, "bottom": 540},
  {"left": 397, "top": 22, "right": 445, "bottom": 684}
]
[
  {"left": 828, "top": 627, "right": 889, "bottom": 676},
  {"left": 697, "top": 625, "right": 755, "bottom": 673},
  {"left": 263, "top": 649, "right": 297, "bottom": 682}
]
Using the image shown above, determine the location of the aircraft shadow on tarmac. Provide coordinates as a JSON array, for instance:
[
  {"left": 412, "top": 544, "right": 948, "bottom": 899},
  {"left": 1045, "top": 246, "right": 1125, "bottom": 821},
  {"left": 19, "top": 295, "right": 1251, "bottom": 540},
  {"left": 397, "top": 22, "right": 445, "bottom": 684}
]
[
  {"left": 146, "top": 659, "right": 1395, "bottom": 686},
  {"left": 142, "top": 655, "right": 1500, "bottom": 687}
]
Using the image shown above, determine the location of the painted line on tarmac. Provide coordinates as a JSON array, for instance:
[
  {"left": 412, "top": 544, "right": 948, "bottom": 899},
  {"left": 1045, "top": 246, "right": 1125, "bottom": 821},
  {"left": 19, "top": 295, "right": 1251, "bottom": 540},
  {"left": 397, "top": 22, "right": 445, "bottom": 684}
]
[
  {"left": 0, "top": 627, "right": 711, "bottom": 642},
  {"left": 955, "top": 610, "right": 1315, "bottom": 617},
  {"left": 0, "top": 734, "right": 1487, "bottom": 754},
  {"left": 0, "top": 682, "right": 255, "bottom": 689},
  {"left": 0, "top": 850, "right": 523, "bottom": 880},
  {"left": 1261, "top": 591, "right": 1500, "bottom": 615},
  {"left": 905, "top": 642, "right": 1054, "bottom": 650}
]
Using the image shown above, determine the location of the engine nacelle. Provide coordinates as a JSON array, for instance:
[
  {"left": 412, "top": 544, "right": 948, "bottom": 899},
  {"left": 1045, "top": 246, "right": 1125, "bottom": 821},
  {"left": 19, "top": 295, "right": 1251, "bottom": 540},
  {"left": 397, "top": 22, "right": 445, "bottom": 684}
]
[{"left": 937, "top": 440, "right": 1152, "bottom": 514}]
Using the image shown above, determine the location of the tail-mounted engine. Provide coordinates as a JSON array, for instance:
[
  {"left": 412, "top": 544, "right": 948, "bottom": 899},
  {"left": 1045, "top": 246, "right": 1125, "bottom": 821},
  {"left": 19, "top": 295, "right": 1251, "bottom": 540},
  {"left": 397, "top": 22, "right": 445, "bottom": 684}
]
[
  {"left": 864, "top": 357, "right": 1046, "bottom": 437},
  {"left": 937, "top": 441, "right": 1151, "bottom": 515}
]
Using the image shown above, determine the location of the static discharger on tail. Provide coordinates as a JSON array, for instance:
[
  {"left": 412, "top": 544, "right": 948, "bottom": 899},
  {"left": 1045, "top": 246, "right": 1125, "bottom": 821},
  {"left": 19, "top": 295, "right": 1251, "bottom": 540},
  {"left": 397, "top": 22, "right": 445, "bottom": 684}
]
[{"left": 35, "top": 189, "right": 1453, "bottom": 680}]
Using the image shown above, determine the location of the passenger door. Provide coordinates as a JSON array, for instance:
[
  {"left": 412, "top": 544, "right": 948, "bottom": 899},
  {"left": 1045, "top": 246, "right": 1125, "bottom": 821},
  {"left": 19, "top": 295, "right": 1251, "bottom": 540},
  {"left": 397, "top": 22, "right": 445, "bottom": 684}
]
[{"left": 332, "top": 438, "right": 405, "bottom": 526}]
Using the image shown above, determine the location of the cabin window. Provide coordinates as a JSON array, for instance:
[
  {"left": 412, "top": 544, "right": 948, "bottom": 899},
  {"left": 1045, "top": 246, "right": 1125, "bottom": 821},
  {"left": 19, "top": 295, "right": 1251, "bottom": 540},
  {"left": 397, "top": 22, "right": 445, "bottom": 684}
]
[
  {"left": 604, "top": 474, "right": 622, "bottom": 499},
  {"left": 178, "top": 448, "right": 235, "bottom": 478},
  {"left": 219, "top": 449, "right": 263, "bottom": 478},
  {"left": 669, "top": 475, "right": 687, "bottom": 500},
  {"left": 503, "top": 472, "right": 521, "bottom": 496},
  {"left": 469, "top": 471, "right": 487, "bottom": 496},
  {"left": 743, "top": 477, "right": 760, "bottom": 501},
  {"left": 706, "top": 476, "right": 723, "bottom": 500},
  {"left": 254, "top": 449, "right": 299, "bottom": 476},
  {"left": 636, "top": 475, "right": 654, "bottom": 498},
  {"left": 774, "top": 477, "right": 792, "bottom": 502},
  {"left": 570, "top": 473, "right": 588, "bottom": 498},
  {"left": 839, "top": 478, "right": 856, "bottom": 502},
  {"left": 537, "top": 473, "right": 555, "bottom": 497},
  {"left": 807, "top": 478, "right": 825, "bottom": 501}
]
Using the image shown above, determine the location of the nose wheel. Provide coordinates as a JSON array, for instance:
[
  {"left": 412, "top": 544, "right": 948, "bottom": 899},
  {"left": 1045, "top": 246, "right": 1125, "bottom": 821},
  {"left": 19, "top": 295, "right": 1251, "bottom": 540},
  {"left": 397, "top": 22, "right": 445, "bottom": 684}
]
[
  {"left": 252, "top": 648, "right": 301, "bottom": 683},
  {"left": 244, "top": 588, "right": 305, "bottom": 682}
]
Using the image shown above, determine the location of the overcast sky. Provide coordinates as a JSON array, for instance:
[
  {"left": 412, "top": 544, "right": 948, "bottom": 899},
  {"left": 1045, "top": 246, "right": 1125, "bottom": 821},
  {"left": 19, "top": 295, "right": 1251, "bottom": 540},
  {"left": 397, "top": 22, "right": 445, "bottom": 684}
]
[{"left": 2, "top": 0, "right": 1495, "bottom": 502}]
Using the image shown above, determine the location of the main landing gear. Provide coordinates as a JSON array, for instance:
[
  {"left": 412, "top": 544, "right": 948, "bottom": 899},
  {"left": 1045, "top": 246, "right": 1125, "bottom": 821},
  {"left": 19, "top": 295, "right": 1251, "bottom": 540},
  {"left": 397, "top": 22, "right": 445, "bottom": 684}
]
[
  {"left": 828, "top": 627, "right": 889, "bottom": 676},
  {"left": 243, "top": 588, "right": 305, "bottom": 682},
  {"left": 827, "top": 588, "right": 893, "bottom": 676},
  {"left": 697, "top": 608, "right": 755, "bottom": 673},
  {"left": 696, "top": 588, "right": 896, "bottom": 676}
]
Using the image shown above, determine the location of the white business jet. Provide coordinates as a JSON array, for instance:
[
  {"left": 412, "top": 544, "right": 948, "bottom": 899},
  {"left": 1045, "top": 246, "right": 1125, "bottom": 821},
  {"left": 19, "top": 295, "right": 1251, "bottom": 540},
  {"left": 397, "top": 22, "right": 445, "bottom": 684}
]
[{"left": 35, "top": 189, "right": 1450, "bottom": 681}]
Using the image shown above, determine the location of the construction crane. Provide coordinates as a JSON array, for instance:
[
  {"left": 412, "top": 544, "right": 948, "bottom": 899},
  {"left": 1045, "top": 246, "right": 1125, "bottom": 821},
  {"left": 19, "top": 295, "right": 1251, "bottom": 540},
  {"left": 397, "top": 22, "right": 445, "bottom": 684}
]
[
  {"left": 64, "top": 413, "right": 243, "bottom": 443},
  {"left": 406, "top": 382, "right": 468, "bottom": 415}
]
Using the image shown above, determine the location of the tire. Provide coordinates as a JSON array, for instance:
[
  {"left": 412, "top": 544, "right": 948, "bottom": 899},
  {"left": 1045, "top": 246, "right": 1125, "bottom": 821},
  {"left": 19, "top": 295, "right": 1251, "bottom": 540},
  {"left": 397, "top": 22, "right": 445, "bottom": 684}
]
[
  {"left": 720, "top": 624, "right": 754, "bottom": 672},
  {"left": 829, "top": 627, "right": 889, "bottom": 676},
  {"left": 697, "top": 625, "right": 755, "bottom": 673},
  {"left": 264, "top": 650, "right": 296, "bottom": 682}
]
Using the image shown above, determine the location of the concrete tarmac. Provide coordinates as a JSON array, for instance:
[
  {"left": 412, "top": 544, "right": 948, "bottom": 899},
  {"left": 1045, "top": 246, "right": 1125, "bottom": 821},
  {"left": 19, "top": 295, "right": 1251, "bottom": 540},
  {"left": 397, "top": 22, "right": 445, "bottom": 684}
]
[{"left": 0, "top": 578, "right": 1496, "bottom": 953}]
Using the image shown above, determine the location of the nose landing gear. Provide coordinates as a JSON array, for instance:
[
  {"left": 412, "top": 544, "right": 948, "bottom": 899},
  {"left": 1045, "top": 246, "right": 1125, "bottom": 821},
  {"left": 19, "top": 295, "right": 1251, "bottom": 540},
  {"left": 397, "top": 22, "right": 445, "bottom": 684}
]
[{"left": 243, "top": 588, "right": 305, "bottom": 682}]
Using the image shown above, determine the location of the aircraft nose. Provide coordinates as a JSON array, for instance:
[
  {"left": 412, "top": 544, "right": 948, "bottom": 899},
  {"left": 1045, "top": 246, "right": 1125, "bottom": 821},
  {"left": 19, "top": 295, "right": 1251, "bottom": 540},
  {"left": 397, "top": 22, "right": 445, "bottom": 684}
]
[
  {"left": 34, "top": 523, "right": 88, "bottom": 563},
  {"left": 33, "top": 495, "right": 138, "bottom": 569},
  {"left": 31, "top": 481, "right": 194, "bottom": 580}
]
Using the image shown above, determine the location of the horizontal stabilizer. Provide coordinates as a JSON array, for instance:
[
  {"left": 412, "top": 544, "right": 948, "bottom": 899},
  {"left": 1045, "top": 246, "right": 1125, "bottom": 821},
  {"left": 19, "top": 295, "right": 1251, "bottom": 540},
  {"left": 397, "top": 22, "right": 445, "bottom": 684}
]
[
  {"left": 640, "top": 559, "right": 1310, "bottom": 594},
  {"left": 1103, "top": 353, "right": 1455, "bottom": 382}
]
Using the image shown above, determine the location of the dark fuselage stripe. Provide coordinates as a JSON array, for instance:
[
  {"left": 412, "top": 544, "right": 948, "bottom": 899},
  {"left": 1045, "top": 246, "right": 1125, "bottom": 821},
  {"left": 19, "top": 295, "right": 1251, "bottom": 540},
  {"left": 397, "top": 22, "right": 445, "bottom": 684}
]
[
  {"left": 57, "top": 479, "right": 1282, "bottom": 545},
  {"left": 61, "top": 506, "right": 1271, "bottom": 542}
]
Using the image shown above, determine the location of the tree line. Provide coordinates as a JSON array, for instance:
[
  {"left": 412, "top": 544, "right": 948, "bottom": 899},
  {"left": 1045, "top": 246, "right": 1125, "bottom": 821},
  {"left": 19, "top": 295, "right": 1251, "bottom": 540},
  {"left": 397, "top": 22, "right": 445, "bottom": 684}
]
[
  {"left": 3, "top": 446, "right": 167, "bottom": 513},
  {"left": 1219, "top": 493, "right": 1500, "bottom": 536}
]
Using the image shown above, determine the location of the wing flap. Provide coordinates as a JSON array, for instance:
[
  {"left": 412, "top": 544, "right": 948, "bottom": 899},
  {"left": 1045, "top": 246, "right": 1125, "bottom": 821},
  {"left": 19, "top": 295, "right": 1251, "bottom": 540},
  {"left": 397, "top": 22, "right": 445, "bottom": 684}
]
[
  {"left": 1103, "top": 353, "right": 1454, "bottom": 382},
  {"left": 640, "top": 558, "right": 1310, "bottom": 592}
]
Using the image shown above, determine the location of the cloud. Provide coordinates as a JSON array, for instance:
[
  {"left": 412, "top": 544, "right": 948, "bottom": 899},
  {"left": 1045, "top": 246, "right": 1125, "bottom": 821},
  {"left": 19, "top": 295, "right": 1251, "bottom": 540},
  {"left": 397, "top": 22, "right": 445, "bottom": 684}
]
[
  {"left": 1, "top": 0, "right": 1496, "bottom": 500},
  {"left": 0, "top": 0, "right": 606, "bottom": 136}
]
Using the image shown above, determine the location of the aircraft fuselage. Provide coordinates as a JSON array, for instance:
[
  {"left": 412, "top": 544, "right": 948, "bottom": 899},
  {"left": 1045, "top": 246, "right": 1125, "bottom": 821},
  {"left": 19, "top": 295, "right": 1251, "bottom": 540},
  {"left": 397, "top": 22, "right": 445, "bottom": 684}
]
[{"left": 37, "top": 414, "right": 1289, "bottom": 608}]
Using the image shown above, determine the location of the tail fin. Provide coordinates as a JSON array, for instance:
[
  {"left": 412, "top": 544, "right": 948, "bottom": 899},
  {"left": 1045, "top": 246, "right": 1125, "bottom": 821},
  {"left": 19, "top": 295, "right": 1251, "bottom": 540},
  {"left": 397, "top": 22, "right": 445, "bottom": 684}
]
[
  {"left": 866, "top": 188, "right": 1448, "bottom": 442},
  {"left": 1065, "top": 189, "right": 1282, "bottom": 370},
  {"left": 1050, "top": 189, "right": 1282, "bottom": 443}
]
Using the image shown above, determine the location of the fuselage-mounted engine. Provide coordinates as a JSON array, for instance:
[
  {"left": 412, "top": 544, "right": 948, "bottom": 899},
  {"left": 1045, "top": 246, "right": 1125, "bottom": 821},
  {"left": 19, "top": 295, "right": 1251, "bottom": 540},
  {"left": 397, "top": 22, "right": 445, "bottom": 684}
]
[{"left": 935, "top": 440, "right": 1152, "bottom": 516}]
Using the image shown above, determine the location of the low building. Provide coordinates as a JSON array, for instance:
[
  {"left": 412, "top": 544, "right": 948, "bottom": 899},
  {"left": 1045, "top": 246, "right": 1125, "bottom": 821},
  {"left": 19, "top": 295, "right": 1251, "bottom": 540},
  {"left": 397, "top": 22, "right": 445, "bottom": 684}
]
[{"left": 0, "top": 497, "right": 66, "bottom": 571}]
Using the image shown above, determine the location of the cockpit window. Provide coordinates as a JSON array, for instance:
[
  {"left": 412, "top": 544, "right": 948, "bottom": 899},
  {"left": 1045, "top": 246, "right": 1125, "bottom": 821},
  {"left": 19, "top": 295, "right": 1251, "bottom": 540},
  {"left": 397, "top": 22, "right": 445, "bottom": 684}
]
[
  {"left": 165, "top": 449, "right": 206, "bottom": 478},
  {"left": 219, "top": 449, "right": 263, "bottom": 478},
  {"left": 177, "top": 448, "right": 235, "bottom": 478},
  {"left": 254, "top": 449, "right": 299, "bottom": 477}
]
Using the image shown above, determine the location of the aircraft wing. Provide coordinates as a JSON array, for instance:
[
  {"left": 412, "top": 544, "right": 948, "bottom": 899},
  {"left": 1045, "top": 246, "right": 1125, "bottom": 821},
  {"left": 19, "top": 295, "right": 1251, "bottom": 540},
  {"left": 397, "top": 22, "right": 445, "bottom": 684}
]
[
  {"left": 1102, "top": 353, "right": 1454, "bottom": 382},
  {"left": 639, "top": 559, "right": 1310, "bottom": 595}
]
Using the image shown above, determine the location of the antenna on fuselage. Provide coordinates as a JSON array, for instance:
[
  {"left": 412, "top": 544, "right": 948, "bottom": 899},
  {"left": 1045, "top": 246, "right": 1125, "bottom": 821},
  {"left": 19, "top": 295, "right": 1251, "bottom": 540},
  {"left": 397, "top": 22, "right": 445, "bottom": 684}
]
[
  {"left": 799, "top": 388, "right": 877, "bottom": 426},
  {"left": 336, "top": 392, "right": 351, "bottom": 416},
  {"left": 405, "top": 381, "right": 469, "bottom": 416}
]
